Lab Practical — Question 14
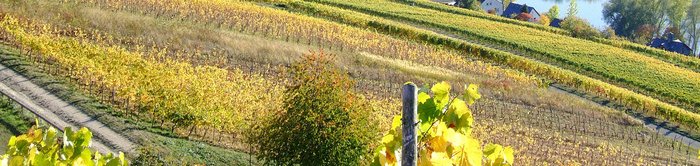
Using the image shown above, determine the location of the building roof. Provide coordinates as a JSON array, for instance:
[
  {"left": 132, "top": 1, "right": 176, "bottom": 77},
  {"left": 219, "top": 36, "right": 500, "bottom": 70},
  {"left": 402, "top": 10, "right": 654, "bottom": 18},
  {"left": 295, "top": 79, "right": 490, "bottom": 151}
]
[
  {"left": 550, "top": 18, "right": 563, "bottom": 27},
  {"left": 648, "top": 33, "right": 694, "bottom": 55},
  {"left": 649, "top": 38, "right": 666, "bottom": 48},
  {"left": 502, "top": 2, "right": 538, "bottom": 18},
  {"left": 434, "top": 0, "right": 456, "bottom": 5},
  {"left": 478, "top": 0, "right": 501, "bottom": 3},
  {"left": 667, "top": 41, "right": 692, "bottom": 51}
]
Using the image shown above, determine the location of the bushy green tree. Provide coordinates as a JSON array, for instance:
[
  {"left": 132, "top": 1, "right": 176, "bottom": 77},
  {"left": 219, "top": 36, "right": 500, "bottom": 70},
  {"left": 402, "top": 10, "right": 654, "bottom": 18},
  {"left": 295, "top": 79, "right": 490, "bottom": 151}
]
[
  {"left": 604, "top": 0, "right": 691, "bottom": 40},
  {"left": 546, "top": 5, "right": 560, "bottom": 19},
  {"left": 253, "top": 52, "right": 379, "bottom": 165},
  {"left": 604, "top": 0, "right": 656, "bottom": 39},
  {"left": 683, "top": 0, "right": 699, "bottom": 55},
  {"left": 561, "top": 16, "right": 603, "bottom": 39},
  {"left": 567, "top": 0, "right": 578, "bottom": 18},
  {"left": 456, "top": 0, "right": 482, "bottom": 10}
]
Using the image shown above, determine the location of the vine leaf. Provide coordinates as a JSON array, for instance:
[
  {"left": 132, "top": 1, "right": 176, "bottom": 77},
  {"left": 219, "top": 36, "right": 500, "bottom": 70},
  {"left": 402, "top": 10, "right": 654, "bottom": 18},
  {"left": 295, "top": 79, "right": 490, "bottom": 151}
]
[
  {"left": 463, "top": 84, "right": 481, "bottom": 106},
  {"left": 432, "top": 82, "right": 451, "bottom": 108},
  {"left": 452, "top": 137, "right": 483, "bottom": 166}
]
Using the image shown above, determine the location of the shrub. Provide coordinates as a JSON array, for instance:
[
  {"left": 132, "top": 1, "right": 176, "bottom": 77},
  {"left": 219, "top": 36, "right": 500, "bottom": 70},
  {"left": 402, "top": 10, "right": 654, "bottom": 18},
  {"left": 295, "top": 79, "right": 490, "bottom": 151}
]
[
  {"left": 253, "top": 52, "right": 379, "bottom": 165},
  {"left": 515, "top": 13, "right": 533, "bottom": 21},
  {"left": 561, "top": 16, "right": 602, "bottom": 39},
  {"left": 539, "top": 15, "right": 551, "bottom": 26}
]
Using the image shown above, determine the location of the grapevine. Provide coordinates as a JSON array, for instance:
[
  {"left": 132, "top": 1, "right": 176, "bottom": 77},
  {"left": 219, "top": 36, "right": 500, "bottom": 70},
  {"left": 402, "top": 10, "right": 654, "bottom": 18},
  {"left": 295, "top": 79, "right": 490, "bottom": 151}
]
[
  {"left": 0, "top": 15, "right": 285, "bottom": 143},
  {"left": 0, "top": 125, "right": 128, "bottom": 166},
  {"left": 372, "top": 82, "right": 514, "bottom": 166}
]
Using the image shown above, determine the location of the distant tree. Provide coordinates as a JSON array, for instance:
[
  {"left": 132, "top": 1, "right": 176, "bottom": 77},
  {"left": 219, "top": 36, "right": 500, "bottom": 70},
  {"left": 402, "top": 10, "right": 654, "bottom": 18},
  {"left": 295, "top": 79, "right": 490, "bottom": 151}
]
[
  {"left": 516, "top": 13, "right": 534, "bottom": 21},
  {"left": 660, "top": 0, "right": 691, "bottom": 33},
  {"left": 503, "top": 0, "right": 515, "bottom": 10},
  {"left": 603, "top": 0, "right": 660, "bottom": 39},
  {"left": 456, "top": 0, "right": 482, "bottom": 10},
  {"left": 635, "top": 24, "right": 657, "bottom": 43},
  {"left": 567, "top": 0, "right": 578, "bottom": 18},
  {"left": 540, "top": 15, "right": 552, "bottom": 26},
  {"left": 561, "top": 16, "right": 603, "bottom": 39},
  {"left": 665, "top": 27, "right": 683, "bottom": 40},
  {"left": 547, "top": 5, "right": 560, "bottom": 19},
  {"left": 683, "top": 0, "right": 700, "bottom": 55},
  {"left": 603, "top": 26, "right": 619, "bottom": 39}
]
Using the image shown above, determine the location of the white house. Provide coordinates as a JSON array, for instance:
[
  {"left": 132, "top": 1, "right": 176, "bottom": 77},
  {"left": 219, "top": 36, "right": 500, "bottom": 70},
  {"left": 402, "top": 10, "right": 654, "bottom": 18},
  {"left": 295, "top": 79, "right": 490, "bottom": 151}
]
[
  {"left": 479, "top": 0, "right": 504, "bottom": 15},
  {"left": 434, "top": 0, "right": 457, "bottom": 6}
]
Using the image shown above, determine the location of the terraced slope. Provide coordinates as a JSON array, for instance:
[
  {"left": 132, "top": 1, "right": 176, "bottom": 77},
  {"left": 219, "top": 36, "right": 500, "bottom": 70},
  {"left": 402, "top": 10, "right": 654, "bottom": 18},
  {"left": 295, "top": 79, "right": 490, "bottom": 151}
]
[
  {"left": 1, "top": 0, "right": 700, "bottom": 164},
  {"left": 305, "top": 0, "right": 700, "bottom": 113},
  {"left": 0, "top": 63, "right": 136, "bottom": 155},
  {"left": 406, "top": 0, "right": 700, "bottom": 73}
]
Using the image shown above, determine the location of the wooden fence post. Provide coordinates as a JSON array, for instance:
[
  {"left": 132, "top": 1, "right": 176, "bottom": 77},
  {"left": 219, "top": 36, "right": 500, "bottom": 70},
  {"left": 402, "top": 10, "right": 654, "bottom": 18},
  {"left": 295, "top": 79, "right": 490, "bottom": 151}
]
[{"left": 402, "top": 83, "right": 418, "bottom": 166}]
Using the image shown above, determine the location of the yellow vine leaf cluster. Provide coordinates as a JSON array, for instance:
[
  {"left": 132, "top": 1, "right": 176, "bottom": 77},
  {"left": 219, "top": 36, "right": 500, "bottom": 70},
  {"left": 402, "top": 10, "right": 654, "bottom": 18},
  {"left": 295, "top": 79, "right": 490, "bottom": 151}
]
[{"left": 373, "top": 82, "right": 514, "bottom": 166}]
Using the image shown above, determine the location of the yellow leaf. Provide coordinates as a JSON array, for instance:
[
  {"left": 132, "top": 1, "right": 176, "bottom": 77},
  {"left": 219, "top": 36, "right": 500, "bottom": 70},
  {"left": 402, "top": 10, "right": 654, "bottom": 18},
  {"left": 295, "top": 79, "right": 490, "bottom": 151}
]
[
  {"left": 432, "top": 82, "right": 451, "bottom": 108},
  {"left": 430, "top": 152, "right": 453, "bottom": 166},
  {"left": 463, "top": 84, "right": 481, "bottom": 106},
  {"left": 452, "top": 138, "right": 482, "bottom": 166}
]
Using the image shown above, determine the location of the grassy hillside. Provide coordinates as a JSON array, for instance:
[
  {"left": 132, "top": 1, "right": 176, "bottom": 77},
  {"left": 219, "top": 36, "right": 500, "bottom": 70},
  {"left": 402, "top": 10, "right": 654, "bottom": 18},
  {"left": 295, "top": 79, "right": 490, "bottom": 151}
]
[
  {"left": 0, "top": 0, "right": 697, "bottom": 164},
  {"left": 281, "top": 1, "right": 700, "bottom": 139},
  {"left": 307, "top": 0, "right": 700, "bottom": 113},
  {"left": 408, "top": 0, "right": 700, "bottom": 73}
]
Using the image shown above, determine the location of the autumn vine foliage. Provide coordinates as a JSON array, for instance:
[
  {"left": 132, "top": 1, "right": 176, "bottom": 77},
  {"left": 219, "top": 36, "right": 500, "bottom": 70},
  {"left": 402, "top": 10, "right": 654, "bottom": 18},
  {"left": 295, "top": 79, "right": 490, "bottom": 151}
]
[
  {"left": 0, "top": 15, "right": 284, "bottom": 140},
  {"left": 372, "top": 82, "right": 514, "bottom": 165},
  {"left": 0, "top": 125, "right": 128, "bottom": 166}
]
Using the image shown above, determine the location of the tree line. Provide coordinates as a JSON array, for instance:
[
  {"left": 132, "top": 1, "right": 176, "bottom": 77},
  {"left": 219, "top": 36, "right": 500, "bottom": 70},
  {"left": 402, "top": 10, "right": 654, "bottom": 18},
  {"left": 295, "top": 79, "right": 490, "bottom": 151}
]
[{"left": 604, "top": 0, "right": 699, "bottom": 55}]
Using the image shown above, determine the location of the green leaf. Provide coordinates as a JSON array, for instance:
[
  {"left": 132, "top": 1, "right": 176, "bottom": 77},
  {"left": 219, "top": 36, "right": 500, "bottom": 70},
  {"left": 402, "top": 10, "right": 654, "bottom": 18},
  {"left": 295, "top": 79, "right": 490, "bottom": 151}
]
[
  {"left": 456, "top": 111, "right": 474, "bottom": 136},
  {"left": 43, "top": 127, "right": 57, "bottom": 148},
  {"left": 106, "top": 157, "right": 121, "bottom": 166},
  {"left": 463, "top": 84, "right": 481, "bottom": 106},
  {"left": 381, "top": 134, "right": 395, "bottom": 145},
  {"left": 33, "top": 153, "right": 53, "bottom": 166},
  {"left": 418, "top": 96, "right": 439, "bottom": 134},
  {"left": 391, "top": 116, "right": 401, "bottom": 131},
  {"left": 119, "top": 152, "right": 127, "bottom": 166},
  {"left": 450, "top": 99, "right": 469, "bottom": 118},
  {"left": 78, "top": 148, "right": 94, "bottom": 166},
  {"left": 417, "top": 92, "right": 430, "bottom": 104},
  {"left": 483, "top": 143, "right": 503, "bottom": 163},
  {"left": 63, "top": 127, "right": 73, "bottom": 146},
  {"left": 78, "top": 127, "right": 93, "bottom": 147},
  {"left": 7, "top": 136, "right": 16, "bottom": 147},
  {"left": 431, "top": 82, "right": 451, "bottom": 108},
  {"left": 484, "top": 143, "right": 513, "bottom": 166},
  {"left": 9, "top": 155, "right": 25, "bottom": 166}
]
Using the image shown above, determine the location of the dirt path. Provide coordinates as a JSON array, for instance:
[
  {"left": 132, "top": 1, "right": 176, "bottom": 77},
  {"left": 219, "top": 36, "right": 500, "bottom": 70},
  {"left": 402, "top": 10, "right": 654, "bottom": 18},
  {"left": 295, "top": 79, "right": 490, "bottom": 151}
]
[{"left": 0, "top": 63, "right": 136, "bottom": 155}]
